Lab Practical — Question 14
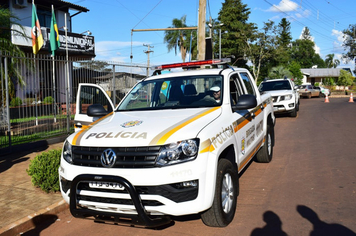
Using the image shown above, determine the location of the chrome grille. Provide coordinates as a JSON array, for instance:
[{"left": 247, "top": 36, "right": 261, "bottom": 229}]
[
  {"left": 72, "top": 146, "right": 162, "bottom": 168},
  {"left": 272, "top": 96, "right": 279, "bottom": 102}
]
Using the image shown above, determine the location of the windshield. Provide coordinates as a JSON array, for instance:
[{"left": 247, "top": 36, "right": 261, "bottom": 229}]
[
  {"left": 259, "top": 80, "right": 291, "bottom": 92},
  {"left": 117, "top": 75, "right": 223, "bottom": 111}
]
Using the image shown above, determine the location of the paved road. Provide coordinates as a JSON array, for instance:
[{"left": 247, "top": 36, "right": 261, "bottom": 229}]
[{"left": 23, "top": 97, "right": 356, "bottom": 236}]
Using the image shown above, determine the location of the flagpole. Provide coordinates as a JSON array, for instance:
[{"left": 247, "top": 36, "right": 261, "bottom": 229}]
[
  {"left": 65, "top": 13, "right": 70, "bottom": 133},
  {"left": 32, "top": 0, "right": 38, "bottom": 126},
  {"left": 51, "top": 5, "right": 57, "bottom": 123},
  {"left": 52, "top": 56, "right": 57, "bottom": 123},
  {"left": 34, "top": 54, "right": 38, "bottom": 126}
]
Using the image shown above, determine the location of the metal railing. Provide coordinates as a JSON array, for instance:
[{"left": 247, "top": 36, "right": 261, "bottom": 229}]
[{"left": 0, "top": 52, "right": 147, "bottom": 152}]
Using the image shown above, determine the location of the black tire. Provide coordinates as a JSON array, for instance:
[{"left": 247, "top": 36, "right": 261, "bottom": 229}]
[
  {"left": 201, "top": 159, "right": 238, "bottom": 227},
  {"left": 296, "top": 101, "right": 300, "bottom": 111},
  {"left": 290, "top": 107, "right": 297, "bottom": 117},
  {"left": 255, "top": 123, "right": 273, "bottom": 163}
]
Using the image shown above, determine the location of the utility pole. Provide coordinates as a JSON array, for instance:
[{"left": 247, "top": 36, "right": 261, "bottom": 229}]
[
  {"left": 143, "top": 44, "right": 154, "bottom": 77},
  {"left": 198, "top": 0, "right": 206, "bottom": 60}
]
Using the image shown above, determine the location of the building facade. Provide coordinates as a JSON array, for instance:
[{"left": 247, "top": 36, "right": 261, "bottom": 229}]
[{"left": 2, "top": 0, "right": 94, "bottom": 103}]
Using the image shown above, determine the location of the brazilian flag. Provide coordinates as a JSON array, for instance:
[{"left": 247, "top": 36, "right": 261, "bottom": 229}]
[{"left": 50, "top": 6, "right": 60, "bottom": 56}]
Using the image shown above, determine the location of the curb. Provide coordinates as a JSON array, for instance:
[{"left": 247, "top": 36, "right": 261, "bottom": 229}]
[{"left": 0, "top": 200, "right": 68, "bottom": 236}]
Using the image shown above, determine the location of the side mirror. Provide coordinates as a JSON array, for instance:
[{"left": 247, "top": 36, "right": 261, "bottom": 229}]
[
  {"left": 87, "top": 104, "right": 109, "bottom": 117},
  {"left": 233, "top": 94, "right": 257, "bottom": 111}
]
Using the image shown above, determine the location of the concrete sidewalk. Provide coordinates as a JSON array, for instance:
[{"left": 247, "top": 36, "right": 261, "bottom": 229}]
[{"left": 0, "top": 141, "right": 68, "bottom": 236}]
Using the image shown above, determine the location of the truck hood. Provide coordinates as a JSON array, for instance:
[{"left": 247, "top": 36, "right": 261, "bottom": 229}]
[
  {"left": 261, "top": 90, "right": 293, "bottom": 96},
  {"left": 70, "top": 107, "right": 221, "bottom": 147}
]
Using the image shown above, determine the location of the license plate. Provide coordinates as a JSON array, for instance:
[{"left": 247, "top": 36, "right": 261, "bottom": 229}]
[{"left": 89, "top": 181, "right": 124, "bottom": 190}]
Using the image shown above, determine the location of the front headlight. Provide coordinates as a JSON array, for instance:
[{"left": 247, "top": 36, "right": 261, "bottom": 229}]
[
  {"left": 156, "top": 139, "right": 199, "bottom": 166},
  {"left": 281, "top": 94, "right": 292, "bottom": 101},
  {"left": 62, "top": 141, "right": 73, "bottom": 164}
]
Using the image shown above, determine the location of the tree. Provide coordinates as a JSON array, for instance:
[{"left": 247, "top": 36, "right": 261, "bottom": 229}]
[
  {"left": 217, "top": 0, "right": 255, "bottom": 68},
  {"left": 290, "top": 39, "right": 325, "bottom": 68},
  {"left": 244, "top": 20, "right": 276, "bottom": 82},
  {"left": 341, "top": 24, "right": 356, "bottom": 62},
  {"left": 0, "top": 7, "right": 27, "bottom": 104},
  {"left": 275, "top": 18, "right": 292, "bottom": 66},
  {"left": 288, "top": 61, "right": 303, "bottom": 85},
  {"left": 164, "top": 15, "right": 196, "bottom": 62},
  {"left": 301, "top": 27, "right": 312, "bottom": 40},
  {"left": 325, "top": 53, "right": 340, "bottom": 68},
  {"left": 268, "top": 65, "right": 291, "bottom": 79},
  {"left": 277, "top": 18, "right": 292, "bottom": 47},
  {"left": 76, "top": 61, "right": 112, "bottom": 72},
  {"left": 337, "top": 70, "right": 353, "bottom": 86}
]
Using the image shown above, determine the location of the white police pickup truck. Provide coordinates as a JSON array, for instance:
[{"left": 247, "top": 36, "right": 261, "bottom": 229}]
[{"left": 59, "top": 59, "right": 275, "bottom": 228}]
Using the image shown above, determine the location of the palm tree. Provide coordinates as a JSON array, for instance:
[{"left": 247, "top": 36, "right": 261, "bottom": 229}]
[
  {"left": 325, "top": 54, "right": 340, "bottom": 68},
  {"left": 164, "top": 15, "right": 196, "bottom": 62},
  {"left": 268, "top": 65, "right": 292, "bottom": 79}
]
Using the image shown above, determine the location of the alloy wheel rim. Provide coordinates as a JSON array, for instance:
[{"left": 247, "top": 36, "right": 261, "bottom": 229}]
[
  {"left": 267, "top": 133, "right": 272, "bottom": 155},
  {"left": 221, "top": 173, "right": 234, "bottom": 214}
]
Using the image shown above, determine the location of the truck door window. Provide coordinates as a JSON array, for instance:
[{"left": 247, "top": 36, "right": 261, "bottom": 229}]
[
  {"left": 79, "top": 86, "right": 113, "bottom": 114},
  {"left": 239, "top": 72, "right": 256, "bottom": 96},
  {"left": 230, "top": 74, "right": 243, "bottom": 105}
]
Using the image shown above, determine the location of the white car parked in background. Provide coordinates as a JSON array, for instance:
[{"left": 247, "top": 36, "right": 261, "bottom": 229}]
[
  {"left": 259, "top": 78, "right": 300, "bottom": 117},
  {"left": 315, "top": 86, "right": 331, "bottom": 97}
]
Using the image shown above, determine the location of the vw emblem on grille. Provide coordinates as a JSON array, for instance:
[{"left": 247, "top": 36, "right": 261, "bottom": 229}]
[{"left": 101, "top": 149, "right": 117, "bottom": 168}]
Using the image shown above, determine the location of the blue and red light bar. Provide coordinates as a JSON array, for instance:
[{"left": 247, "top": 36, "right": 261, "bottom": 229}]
[{"left": 151, "top": 58, "right": 231, "bottom": 70}]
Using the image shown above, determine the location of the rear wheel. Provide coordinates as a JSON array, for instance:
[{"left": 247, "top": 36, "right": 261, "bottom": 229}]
[
  {"left": 255, "top": 123, "right": 274, "bottom": 163},
  {"left": 201, "top": 159, "right": 238, "bottom": 227}
]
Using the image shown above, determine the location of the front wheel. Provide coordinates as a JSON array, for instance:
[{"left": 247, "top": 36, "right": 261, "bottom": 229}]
[
  {"left": 290, "top": 107, "right": 297, "bottom": 117},
  {"left": 255, "top": 123, "right": 274, "bottom": 163},
  {"left": 201, "top": 159, "right": 238, "bottom": 227}
]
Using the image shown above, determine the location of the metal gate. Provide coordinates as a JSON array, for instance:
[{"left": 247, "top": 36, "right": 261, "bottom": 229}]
[{"left": 0, "top": 52, "right": 147, "bottom": 152}]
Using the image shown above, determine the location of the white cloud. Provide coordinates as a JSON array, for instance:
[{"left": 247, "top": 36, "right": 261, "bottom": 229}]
[
  {"left": 314, "top": 44, "right": 321, "bottom": 55},
  {"left": 331, "top": 29, "right": 346, "bottom": 54},
  {"left": 331, "top": 29, "right": 344, "bottom": 44},
  {"left": 267, "top": 0, "right": 299, "bottom": 12}
]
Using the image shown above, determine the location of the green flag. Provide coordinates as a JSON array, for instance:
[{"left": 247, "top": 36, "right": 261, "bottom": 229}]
[{"left": 50, "top": 6, "right": 60, "bottom": 56}]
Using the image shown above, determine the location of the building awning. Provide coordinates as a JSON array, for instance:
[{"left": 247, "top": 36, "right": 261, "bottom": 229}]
[
  {"left": 301, "top": 68, "right": 341, "bottom": 77},
  {"left": 34, "top": 0, "right": 89, "bottom": 12}
]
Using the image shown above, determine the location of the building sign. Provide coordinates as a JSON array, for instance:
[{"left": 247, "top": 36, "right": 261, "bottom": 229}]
[
  {"left": 11, "top": 25, "right": 95, "bottom": 56},
  {"left": 46, "top": 28, "right": 95, "bottom": 56}
]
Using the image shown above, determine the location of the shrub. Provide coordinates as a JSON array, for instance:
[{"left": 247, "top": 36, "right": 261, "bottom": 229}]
[
  {"left": 24, "top": 98, "right": 35, "bottom": 105},
  {"left": 43, "top": 96, "right": 54, "bottom": 104},
  {"left": 27, "top": 149, "right": 61, "bottom": 193},
  {"left": 10, "top": 97, "right": 22, "bottom": 107}
]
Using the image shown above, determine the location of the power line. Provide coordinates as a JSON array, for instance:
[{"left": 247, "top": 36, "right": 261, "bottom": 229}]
[
  {"left": 263, "top": 0, "right": 337, "bottom": 42},
  {"left": 131, "top": 0, "right": 164, "bottom": 29}
]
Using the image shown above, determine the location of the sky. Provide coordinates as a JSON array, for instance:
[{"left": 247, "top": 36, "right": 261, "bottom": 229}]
[{"left": 67, "top": 0, "right": 356, "bottom": 72}]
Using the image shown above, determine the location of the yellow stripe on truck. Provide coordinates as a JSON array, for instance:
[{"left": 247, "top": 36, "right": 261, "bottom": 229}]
[
  {"left": 150, "top": 107, "right": 220, "bottom": 145},
  {"left": 72, "top": 112, "right": 114, "bottom": 146}
]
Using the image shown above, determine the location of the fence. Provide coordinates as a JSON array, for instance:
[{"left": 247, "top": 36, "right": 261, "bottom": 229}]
[{"left": 0, "top": 52, "right": 148, "bottom": 153}]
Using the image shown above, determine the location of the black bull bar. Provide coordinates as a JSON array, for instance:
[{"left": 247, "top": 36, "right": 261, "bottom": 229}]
[{"left": 70, "top": 174, "right": 172, "bottom": 228}]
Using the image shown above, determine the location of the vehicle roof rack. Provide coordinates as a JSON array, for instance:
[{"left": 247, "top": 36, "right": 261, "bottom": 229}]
[{"left": 151, "top": 58, "right": 231, "bottom": 75}]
